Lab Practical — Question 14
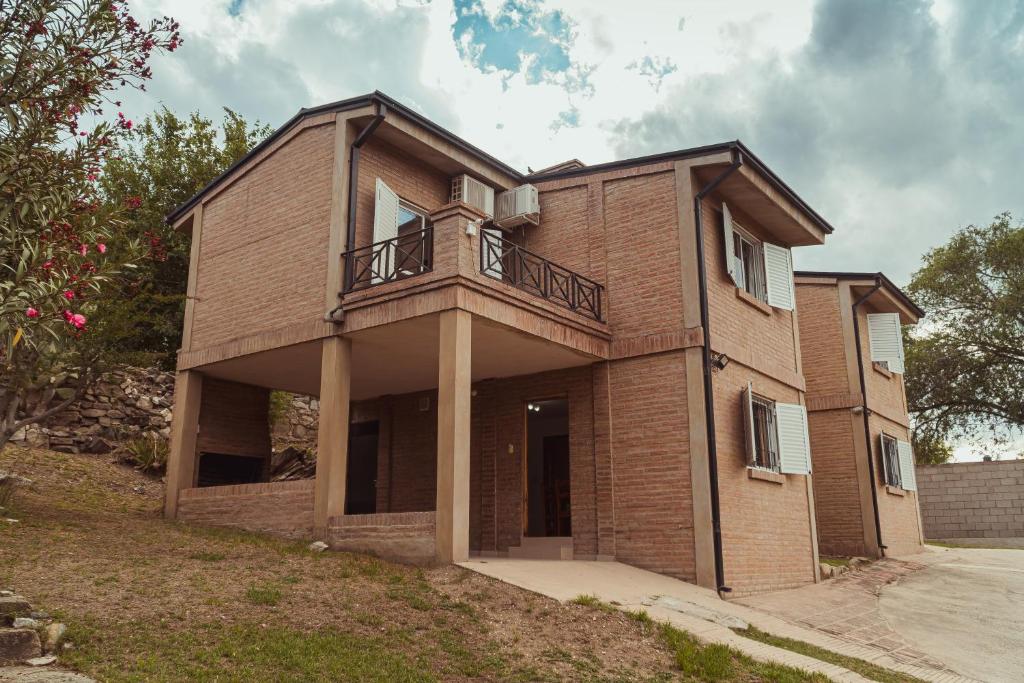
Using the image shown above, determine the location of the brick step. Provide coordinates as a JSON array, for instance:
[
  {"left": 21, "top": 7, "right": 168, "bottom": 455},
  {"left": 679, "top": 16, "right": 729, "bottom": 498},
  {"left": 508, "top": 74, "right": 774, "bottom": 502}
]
[{"left": 507, "top": 536, "right": 574, "bottom": 560}]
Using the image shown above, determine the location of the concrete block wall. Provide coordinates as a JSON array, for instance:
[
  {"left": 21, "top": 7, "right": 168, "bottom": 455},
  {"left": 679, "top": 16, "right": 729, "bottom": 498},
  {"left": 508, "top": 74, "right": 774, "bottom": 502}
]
[{"left": 917, "top": 460, "right": 1024, "bottom": 540}]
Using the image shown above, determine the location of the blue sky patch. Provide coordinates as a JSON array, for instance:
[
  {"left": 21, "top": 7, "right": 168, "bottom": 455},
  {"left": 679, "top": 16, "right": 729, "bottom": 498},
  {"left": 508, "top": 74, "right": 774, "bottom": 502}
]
[
  {"left": 452, "top": 0, "right": 576, "bottom": 85},
  {"left": 628, "top": 55, "right": 678, "bottom": 92},
  {"left": 228, "top": 0, "right": 244, "bottom": 17}
]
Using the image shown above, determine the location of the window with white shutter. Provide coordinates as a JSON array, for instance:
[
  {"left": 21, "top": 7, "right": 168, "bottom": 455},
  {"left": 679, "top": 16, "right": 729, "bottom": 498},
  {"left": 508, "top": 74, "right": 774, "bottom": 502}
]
[
  {"left": 763, "top": 242, "right": 795, "bottom": 311},
  {"left": 742, "top": 383, "right": 780, "bottom": 471},
  {"left": 879, "top": 434, "right": 902, "bottom": 487},
  {"left": 729, "top": 221, "right": 768, "bottom": 302},
  {"left": 776, "top": 402, "right": 811, "bottom": 474},
  {"left": 897, "top": 440, "right": 916, "bottom": 491},
  {"left": 867, "top": 312, "right": 905, "bottom": 374}
]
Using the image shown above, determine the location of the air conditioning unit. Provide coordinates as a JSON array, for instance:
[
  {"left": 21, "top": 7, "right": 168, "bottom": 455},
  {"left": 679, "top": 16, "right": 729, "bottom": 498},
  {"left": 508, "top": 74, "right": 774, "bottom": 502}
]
[
  {"left": 493, "top": 184, "right": 540, "bottom": 229},
  {"left": 450, "top": 174, "right": 494, "bottom": 217}
]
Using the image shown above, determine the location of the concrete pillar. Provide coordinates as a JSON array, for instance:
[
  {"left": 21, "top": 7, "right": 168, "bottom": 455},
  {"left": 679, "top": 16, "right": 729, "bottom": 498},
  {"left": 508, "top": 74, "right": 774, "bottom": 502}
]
[
  {"left": 436, "top": 309, "right": 472, "bottom": 563},
  {"left": 164, "top": 370, "right": 203, "bottom": 518},
  {"left": 314, "top": 335, "right": 352, "bottom": 538}
]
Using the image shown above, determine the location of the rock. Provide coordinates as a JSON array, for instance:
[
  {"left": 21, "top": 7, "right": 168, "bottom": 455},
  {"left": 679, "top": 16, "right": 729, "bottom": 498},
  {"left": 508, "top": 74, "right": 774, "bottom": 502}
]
[
  {"left": 79, "top": 409, "right": 104, "bottom": 419},
  {"left": 0, "top": 591, "right": 12, "bottom": 597},
  {"left": 0, "top": 629, "right": 42, "bottom": 665},
  {"left": 0, "top": 595, "right": 32, "bottom": 623},
  {"left": 43, "top": 623, "right": 66, "bottom": 653},
  {"left": 26, "top": 655, "right": 58, "bottom": 666},
  {"left": 29, "top": 611, "right": 49, "bottom": 620},
  {"left": 12, "top": 618, "right": 39, "bottom": 629},
  {"left": 0, "top": 473, "right": 33, "bottom": 488},
  {"left": 308, "top": 541, "right": 329, "bottom": 552}
]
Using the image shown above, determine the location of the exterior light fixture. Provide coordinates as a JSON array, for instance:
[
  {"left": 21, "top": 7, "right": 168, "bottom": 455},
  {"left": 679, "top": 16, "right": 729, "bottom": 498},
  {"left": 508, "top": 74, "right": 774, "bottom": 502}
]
[
  {"left": 711, "top": 352, "right": 730, "bottom": 371},
  {"left": 526, "top": 403, "right": 541, "bottom": 412}
]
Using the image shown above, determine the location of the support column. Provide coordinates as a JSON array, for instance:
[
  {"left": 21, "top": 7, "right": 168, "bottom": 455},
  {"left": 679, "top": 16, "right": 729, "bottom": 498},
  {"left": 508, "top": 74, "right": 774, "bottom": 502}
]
[
  {"left": 164, "top": 370, "right": 203, "bottom": 518},
  {"left": 314, "top": 335, "right": 352, "bottom": 538},
  {"left": 436, "top": 309, "right": 472, "bottom": 564}
]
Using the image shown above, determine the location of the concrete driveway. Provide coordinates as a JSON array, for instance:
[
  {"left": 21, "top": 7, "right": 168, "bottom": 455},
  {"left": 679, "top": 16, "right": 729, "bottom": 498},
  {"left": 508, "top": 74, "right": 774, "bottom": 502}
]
[{"left": 880, "top": 547, "right": 1024, "bottom": 683}]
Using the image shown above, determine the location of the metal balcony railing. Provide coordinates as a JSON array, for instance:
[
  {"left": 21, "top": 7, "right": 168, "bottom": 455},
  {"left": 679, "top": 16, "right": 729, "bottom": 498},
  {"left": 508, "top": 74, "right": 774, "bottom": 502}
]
[
  {"left": 343, "top": 227, "right": 433, "bottom": 293},
  {"left": 480, "top": 229, "right": 604, "bottom": 321}
]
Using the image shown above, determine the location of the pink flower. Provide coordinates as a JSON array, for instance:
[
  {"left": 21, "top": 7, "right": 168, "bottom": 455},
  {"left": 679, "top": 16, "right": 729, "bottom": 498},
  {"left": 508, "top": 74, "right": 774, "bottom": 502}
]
[
  {"left": 25, "top": 307, "right": 39, "bottom": 318},
  {"left": 62, "top": 309, "right": 73, "bottom": 322},
  {"left": 70, "top": 313, "right": 86, "bottom": 330},
  {"left": 63, "top": 290, "right": 75, "bottom": 300},
  {"left": 42, "top": 260, "right": 53, "bottom": 270},
  {"left": 78, "top": 243, "right": 88, "bottom": 256},
  {"left": 96, "top": 243, "right": 107, "bottom": 254}
]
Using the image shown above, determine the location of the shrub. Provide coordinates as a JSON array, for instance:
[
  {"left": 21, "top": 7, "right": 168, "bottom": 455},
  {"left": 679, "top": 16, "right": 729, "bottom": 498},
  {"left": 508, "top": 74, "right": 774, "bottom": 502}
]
[{"left": 121, "top": 433, "right": 168, "bottom": 473}]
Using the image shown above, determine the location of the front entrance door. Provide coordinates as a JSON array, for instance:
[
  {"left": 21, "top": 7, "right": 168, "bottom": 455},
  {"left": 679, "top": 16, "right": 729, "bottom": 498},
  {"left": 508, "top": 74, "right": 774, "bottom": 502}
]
[
  {"left": 345, "top": 420, "right": 379, "bottom": 515},
  {"left": 524, "top": 398, "right": 571, "bottom": 537}
]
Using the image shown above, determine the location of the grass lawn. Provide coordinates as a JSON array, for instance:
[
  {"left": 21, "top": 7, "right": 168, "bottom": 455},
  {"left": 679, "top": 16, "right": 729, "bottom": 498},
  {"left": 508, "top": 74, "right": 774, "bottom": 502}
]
[
  {"left": 1, "top": 445, "right": 828, "bottom": 681},
  {"left": 732, "top": 626, "right": 925, "bottom": 683}
]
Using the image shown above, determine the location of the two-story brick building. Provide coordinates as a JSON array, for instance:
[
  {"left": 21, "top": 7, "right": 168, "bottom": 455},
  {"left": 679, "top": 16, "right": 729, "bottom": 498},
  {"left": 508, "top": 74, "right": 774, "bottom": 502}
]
[
  {"left": 162, "top": 91, "right": 840, "bottom": 597},
  {"left": 794, "top": 272, "right": 925, "bottom": 558}
]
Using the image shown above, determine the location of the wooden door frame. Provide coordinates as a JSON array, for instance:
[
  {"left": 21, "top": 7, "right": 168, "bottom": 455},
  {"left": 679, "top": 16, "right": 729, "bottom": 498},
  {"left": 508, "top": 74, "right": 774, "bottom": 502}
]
[{"left": 521, "top": 394, "right": 570, "bottom": 538}]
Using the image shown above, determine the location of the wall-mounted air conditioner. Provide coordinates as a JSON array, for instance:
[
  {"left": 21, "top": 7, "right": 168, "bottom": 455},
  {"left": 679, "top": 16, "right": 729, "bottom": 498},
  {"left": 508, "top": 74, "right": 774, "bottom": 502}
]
[
  {"left": 451, "top": 174, "right": 494, "bottom": 217},
  {"left": 493, "top": 184, "right": 540, "bottom": 229}
]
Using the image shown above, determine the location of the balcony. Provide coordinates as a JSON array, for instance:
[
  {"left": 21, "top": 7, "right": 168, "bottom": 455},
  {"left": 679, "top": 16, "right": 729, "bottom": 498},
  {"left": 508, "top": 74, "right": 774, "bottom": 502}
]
[
  {"left": 343, "top": 227, "right": 433, "bottom": 293},
  {"left": 480, "top": 229, "right": 604, "bottom": 321}
]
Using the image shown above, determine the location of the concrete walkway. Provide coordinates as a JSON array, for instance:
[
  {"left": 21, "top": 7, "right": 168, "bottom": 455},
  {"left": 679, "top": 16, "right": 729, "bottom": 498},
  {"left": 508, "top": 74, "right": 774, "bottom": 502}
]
[
  {"left": 461, "top": 558, "right": 934, "bottom": 682},
  {"left": 880, "top": 547, "right": 1024, "bottom": 683},
  {"left": 737, "top": 552, "right": 974, "bottom": 682}
]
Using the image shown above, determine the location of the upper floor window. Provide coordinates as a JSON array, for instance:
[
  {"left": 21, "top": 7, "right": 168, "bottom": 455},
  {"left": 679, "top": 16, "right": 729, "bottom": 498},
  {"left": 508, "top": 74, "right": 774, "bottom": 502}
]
[
  {"left": 732, "top": 227, "right": 767, "bottom": 302},
  {"left": 867, "top": 312, "right": 905, "bottom": 374},
  {"left": 721, "top": 202, "right": 795, "bottom": 310}
]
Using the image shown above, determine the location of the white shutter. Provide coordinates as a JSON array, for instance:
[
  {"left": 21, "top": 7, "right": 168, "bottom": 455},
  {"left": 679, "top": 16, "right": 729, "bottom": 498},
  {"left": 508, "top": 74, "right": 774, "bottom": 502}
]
[
  {"left": 372, "top": 179, "right": 400, "bottom": 283},
  {"left": 763, "top": 242, "right": 794, "bottom": 310},
  {"left": 722, "top": 203, "right": 739, "bottom": 286},
  {"left": 897, "top": 440, "right": 916, "bottom": 490},
  {"left": 776, "top": 403, "right": 812, "bottom": 474},
  {"left": 373, "top": 178, "right": 400, "bottom": 243},
  {"left": 867, "top": 312, "right": 905, "bottom": 374},
  {"left": 741, "top": 382, "right": 756, "bottom": 466}
]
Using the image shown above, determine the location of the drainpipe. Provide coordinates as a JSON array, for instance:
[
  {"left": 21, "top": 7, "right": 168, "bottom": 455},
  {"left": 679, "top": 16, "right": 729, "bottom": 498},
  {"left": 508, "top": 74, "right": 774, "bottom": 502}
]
[
  {"left": 693, "top": 148, "right": 743, "bottom": 595},
  {"left": 851, "top": 275, "right": 886, "bottom": 556},
  {"left": 340, "top": 102, "right": 387, "bottom": 297}
]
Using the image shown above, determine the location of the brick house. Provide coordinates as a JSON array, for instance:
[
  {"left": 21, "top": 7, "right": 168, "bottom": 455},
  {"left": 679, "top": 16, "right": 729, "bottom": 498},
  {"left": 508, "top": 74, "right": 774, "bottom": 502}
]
[
  {"left": 794, "top": 272, "right": 925, "bottom": 558},
  {"left": 163, "top": 91, "right": 835, "bottom": 597}
]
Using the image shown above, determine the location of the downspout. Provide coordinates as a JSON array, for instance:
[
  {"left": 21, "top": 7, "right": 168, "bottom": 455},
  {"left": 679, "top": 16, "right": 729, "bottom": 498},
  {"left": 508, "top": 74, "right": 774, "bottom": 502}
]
[
  {"left": 851, "top": 275, "right": 886, "bottom": 556},
  {"left": 340, "top": 102, "right": 387, "bottom": 297},
  {"left": 693, "top": 148, "right": 743, "bottom": 595}
]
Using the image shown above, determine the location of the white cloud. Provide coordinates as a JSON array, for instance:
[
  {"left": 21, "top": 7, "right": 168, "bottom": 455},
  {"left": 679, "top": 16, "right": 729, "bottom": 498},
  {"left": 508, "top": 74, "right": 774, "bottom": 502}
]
[{"left": 117, "top": 0, "right": 1023, "bottom": 287}]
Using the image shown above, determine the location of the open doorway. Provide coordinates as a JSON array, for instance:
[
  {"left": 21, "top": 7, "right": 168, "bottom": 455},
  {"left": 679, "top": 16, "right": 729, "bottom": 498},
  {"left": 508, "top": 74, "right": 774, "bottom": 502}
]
[
  {"left": 524, "top": 398, "right": 571, "bottom": 537},
  {"left": 345, "top": 420, "right": 379, "bottom": 515}
]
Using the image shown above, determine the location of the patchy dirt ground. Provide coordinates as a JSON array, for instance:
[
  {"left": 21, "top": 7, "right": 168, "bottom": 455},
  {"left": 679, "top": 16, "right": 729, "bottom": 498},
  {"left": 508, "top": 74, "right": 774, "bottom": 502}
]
[{"left": 0, "top": 446, "right": 679, "bottom": 682}]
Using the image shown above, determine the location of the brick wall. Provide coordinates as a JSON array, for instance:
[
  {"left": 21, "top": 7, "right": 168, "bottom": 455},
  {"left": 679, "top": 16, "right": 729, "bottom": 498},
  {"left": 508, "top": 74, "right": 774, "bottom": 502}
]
[
  {"left": 177, "top": 480, "right": 314, "bottom": 539},
  {"left": 807, "top": 410, "right": 866, "bottom": 557},
  {"left": 868, "top": 414, "right": 923, "bottom": 556},
  {"left": 917, "top": 460, "right": 1024, "bottom": 540},
  {"left": 197, "top": 378, "right": 271, "bottom": 459},
  {"left": 191, "top": 124, "right": 335, "bottom": 350},
  {"left": 327, "top": 511, "right": 436, "bottom": 564}
]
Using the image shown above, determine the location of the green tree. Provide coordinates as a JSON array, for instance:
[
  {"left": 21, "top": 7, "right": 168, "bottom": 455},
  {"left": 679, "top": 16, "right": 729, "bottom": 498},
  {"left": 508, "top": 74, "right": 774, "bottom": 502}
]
[
  {"left": 905, "top": 212, "right": 1024, "bottom": 461},
  {"left": 98, "top": 107, "right": 271, "bottom": 367},
  {"left": 0, "top": 0, "right": 180, "bottom": 450}
]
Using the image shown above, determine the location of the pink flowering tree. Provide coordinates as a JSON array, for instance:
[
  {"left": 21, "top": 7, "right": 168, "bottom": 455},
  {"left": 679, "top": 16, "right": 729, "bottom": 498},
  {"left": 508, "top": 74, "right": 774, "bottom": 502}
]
[{"left": 0, "top": 0, "right": 180, "bottom": 449}]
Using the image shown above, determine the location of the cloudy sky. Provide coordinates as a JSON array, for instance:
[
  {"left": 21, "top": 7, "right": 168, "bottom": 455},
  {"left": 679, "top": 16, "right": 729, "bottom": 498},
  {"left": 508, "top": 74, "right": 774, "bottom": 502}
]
[{"left": 121, "top": 0, "right": 1023, "bottom": 286}]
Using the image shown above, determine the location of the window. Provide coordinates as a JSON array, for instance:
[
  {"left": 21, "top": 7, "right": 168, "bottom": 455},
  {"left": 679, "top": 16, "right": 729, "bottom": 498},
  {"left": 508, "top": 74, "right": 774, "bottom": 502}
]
[
  {"left": 880, "top": 434, "right": 902, "bottom": 487},
  {"left": 867, "top": 312, "right": 905, "bottom": 373},
  {"left": 742, "top": 383, "right": 812, "bottom": 475},
  {"left": 732, "top": 228, "right": 767, "bottom": 302},
  {"left": 750, "top": 394, "right": 780, "bottom": 471}
]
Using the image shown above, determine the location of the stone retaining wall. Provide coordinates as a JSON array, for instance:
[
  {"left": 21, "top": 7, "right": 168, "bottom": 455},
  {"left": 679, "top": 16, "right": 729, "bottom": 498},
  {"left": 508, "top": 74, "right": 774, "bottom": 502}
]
[
  {"left": 916, "top": 460, "right": 1024, "bottom": 540},
  {"left": 328, "top": 511, "right": 436, "bottom": 564},
  {"left": 177, "top": 480, "right": 315, "bottom": 539},
  {"left": 9, "top": 366, "right": 319, "bottom": 456}
]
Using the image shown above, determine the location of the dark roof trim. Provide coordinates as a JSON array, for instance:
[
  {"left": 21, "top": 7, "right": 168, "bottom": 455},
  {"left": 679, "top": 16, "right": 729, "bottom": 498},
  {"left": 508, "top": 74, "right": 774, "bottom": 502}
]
[
  {"left": 794, "top": 270, "right": 925, "bottom": 318},
  {"left": 527, "top": 140, "right": 834, "bottom": 235},
  {"left": 165, "top": 91, "right": 525, "bottom": 225}
]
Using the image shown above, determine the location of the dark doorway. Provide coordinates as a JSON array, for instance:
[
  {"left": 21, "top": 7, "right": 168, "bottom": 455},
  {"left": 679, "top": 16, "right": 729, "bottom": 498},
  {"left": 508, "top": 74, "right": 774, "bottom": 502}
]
[
  {"left": 197, "top": 452, "right": 265, "bottom": 487},
  {"left": 345, "top": 420, "right": 379, "bottom": 515},
  {"left": 525, "top": 398, "right": 571, "bottom": 537}
]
